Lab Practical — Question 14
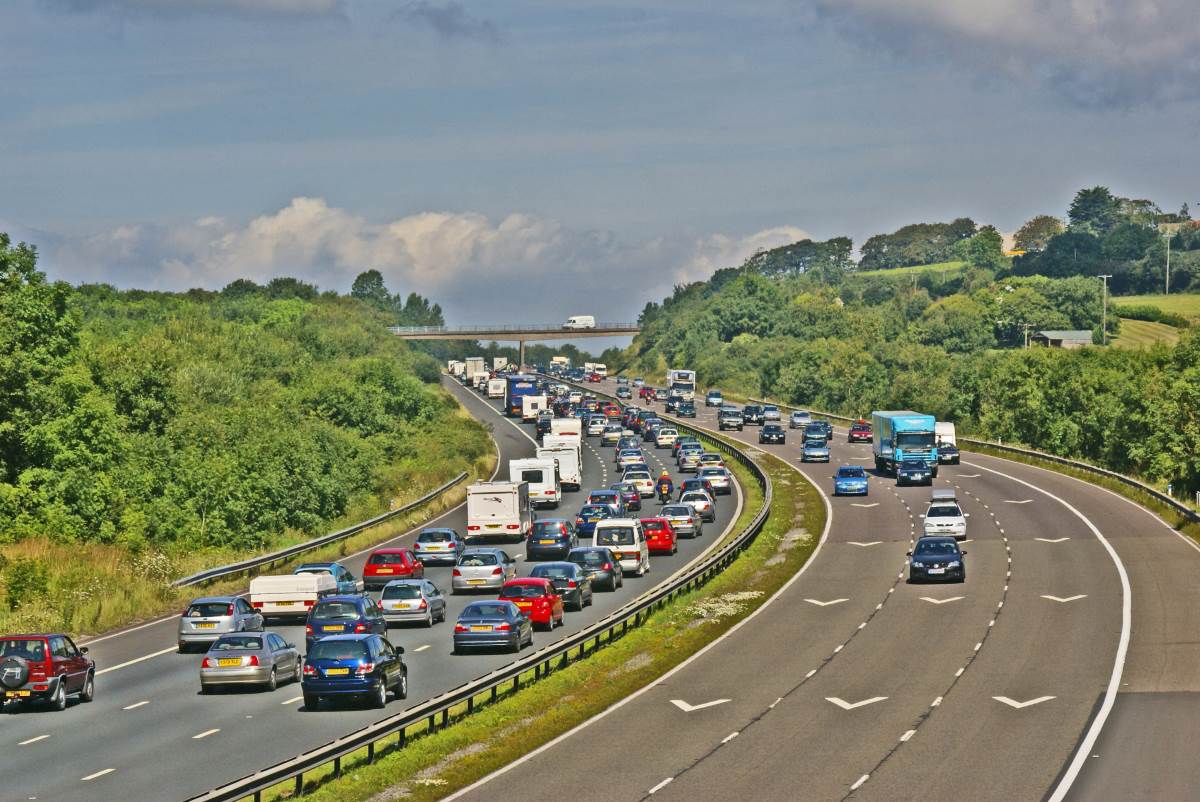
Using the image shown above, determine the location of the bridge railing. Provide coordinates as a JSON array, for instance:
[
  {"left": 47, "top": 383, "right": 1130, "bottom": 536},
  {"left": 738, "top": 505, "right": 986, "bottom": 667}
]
[{"left": 388, "top": 323, "right": 639, "bottom": 335}]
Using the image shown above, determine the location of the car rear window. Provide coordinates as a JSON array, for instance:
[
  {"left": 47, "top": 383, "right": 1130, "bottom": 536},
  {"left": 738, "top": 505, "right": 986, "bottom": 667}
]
[
  {"left": 681, "top": 492, "right": 708, "bottom": 502},
  {"left": 519, "top": 469, "right": 546, "bottom": 483},
  {"left": 532, "top": 565, "right": 572, "bottom": 580},
  {"left": 311, "top": 601, "right": 362, "bottom": 620},
  {"left": 661, "top": 506, "right": 691, "bottom": 517},
  {"left": 186, "top": 602, "right": 232, "bottom": 617},
  {"left": 0, "top": 638, "right": 46, "bottom": 661},
  {"left": 699, "top": 468, "right": 724, "bottom": 477},
  {"left": 597, "top": 527, "right": 635, "bottom": 546},
  {"left": 464, "top": 603, "right": 511, "bottom": 617},
  {"left": 417, "top": 530, "right": 454, "bottom": 542},
  {"left": 382, "top": 584, "right": 423, "bottom": 600},
  {"left": 308, "top": 640, "right": 369, "bottom": 661},
  {"left": 369, "top": 552, "right": 408, "bottom": 565},
  {"left": 503, "top": 584, "right": 546, "bottom": 598},
  {"left": 569, "top": 551, "right": 606, "bottom": 566},
  {"left": 533, "top": 521, "right": 568, "bottom": 536},
  {"left": 460, "top": 553, "right": 499, "bottom": 566},
  {"left": 211, "top": 636, "right": 263, "bottom": 651}
]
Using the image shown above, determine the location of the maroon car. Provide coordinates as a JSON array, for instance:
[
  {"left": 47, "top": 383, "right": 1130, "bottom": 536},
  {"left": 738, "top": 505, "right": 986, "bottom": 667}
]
[
  {"left": 0, "top": 634, "right": 95, "bottom": 711},
  {"left": 848, "top": 420, "right": 872, "bottom": 443}
]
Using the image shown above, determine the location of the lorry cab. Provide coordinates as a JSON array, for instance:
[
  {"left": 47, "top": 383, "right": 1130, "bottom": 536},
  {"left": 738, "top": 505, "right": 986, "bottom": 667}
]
[{"left": 871, "top": 410, "right": 939, "bottom": 478}]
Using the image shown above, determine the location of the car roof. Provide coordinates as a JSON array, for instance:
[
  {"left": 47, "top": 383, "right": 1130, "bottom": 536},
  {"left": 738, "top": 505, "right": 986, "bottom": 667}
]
[
  {"left": 314, "top": 633, "right": 376, "bottom": 642},
  {"left": 531, "top": 561, "right": 576, "bottom": 569},
  {"left": 319, "top": 594, "right": 368, "bottom": 604},
  {"left": 189, "top": 595, "right": 239, "bottom": 604},
  {"left": 536, "top": 517, "right": 570, "bottom": 523},
  {"left": 915, "top": 535, "right": 958, "bottom": 545},
  {"left": 382, "top": 579, "right": 425, "bottom": 587},
  {"left": 419, "top": 527, "right": 457, "bottom": 534},
  {"left": 295, "top": 561, "right": 339, "bottom": 569},
  {"left": 462, "top": 546, "right": 507, "bottom": 554},
  {"left": 370, "top": 547, "right": 410, "bottom": 554},
  {"left": 596, "top": 517, "right": 639, "bottom": 526},
  {"left": 503, "top": 577, "right": 551, "bottom": 586}
]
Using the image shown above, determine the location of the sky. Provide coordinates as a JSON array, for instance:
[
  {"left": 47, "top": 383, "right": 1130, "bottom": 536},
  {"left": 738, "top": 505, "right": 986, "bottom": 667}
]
[{"left": 2, "top": 0, "right": 1198, "bottom": 325}]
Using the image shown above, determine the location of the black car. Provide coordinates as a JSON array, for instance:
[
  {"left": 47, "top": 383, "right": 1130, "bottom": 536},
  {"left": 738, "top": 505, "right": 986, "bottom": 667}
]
[
  {"left": 718, "top": 409, "right": 744, "bottom": 431},
  {"left": 305, "top": 596, "right": 386, "bottom": 650},
  {"left": 802, "top": 421, "right": 828, "bottom": 443},
  {"left": 759, "top": 424, "right": 786, "bottom": 445},
  {"left": 742, "top": 405, "right": 764, "bottom": 425},
  {"left": 937, "top": 442, "right": 961, "bottom": 465},
  {"left": 526, "top": 519, "right": 578, "bottom": 560},
  {"left": 529, "top": 562, "right": 594, "bottom": 611},
  {"left": 535, "top": 412, "right": 554, "bottom": 439},
  {"left": 896, "top": 458, "right": 933, "bottom": 486},
  {"left": 566, "top": 547, "right": 624, "bottom": 592},
  {"left": 452, "top": 602, "right": 533, "bottom": 654},
  {"left": 907, "top": 536, "right": 966, "bottom": 583},
  {"left": 680, "top": 477, "right": 716, "bottom": 498},
  {"left": 676, "top": 400, "right": 696, "bottom": 418},
  {"left": 665, "top": 395, "right": 684, "bottom": 413}
]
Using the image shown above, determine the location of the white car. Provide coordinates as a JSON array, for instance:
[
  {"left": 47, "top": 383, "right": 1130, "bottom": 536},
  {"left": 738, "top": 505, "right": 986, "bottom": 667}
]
[
  {"left": 592, "top": 519, "right": 650, "bottom": 577},
  {"left": 679, "top": 490, "right": 717, "bottom": 522},
  {"left": 587, "top": 416, "right": 608, "bottom": 436},
  {"left": 922, "top": 492, "right": 968, "bottom": 541},
  {"left": 622, "top": 469, "right": 655, "bottom": 498},
  {"left": 601, "top": 424, "right": 624, "bottom": 446},
  {"left": 655, "top": 427, "right": 679, "bottom": 449},
  {"left": 698, "top": 466, "right": 732, "bottom": 495}
]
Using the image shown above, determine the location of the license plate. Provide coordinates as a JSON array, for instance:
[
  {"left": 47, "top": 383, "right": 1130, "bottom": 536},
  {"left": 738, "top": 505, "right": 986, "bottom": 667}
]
[
  {"left": 322, "top": 625, "right": 343, "bottom": 631},
  {"left": 928, "top": 568, "right": 946, "bottom": 575},
  {"left": 468, "top": 579, "right": 486, "bottom": 585},
  {"left": 324, "top": 668, "right": 350, "bottom": 676},
  {"left": 516, "top": 602, "right": 531, "bottom": 608},
  {"left": 539, "top": 539, "right": 556, "bottom": 545},
  {"left": 275, "top": 601, "right": 300, "bottom": 606},
  {"left": 195, "top": 622, "right": 217, "bottom": 629},
  {"left": 390, "top": 602, "right": 411, "bottom": 610},
  {"left": 470, "top": 625, "right": 491, "bottom": 632},
  {"left": 587, "top": 518, "right": 598, "bottom": 523},
  {"left": 217, "top": 658, "right": 242, "bottom": 667},
  {"left": 672, "top": 518, "right": 688, "bottom": 525},
  {"left": 486, "top": 524, "right": 501, "bottom": 529},
  {"left": 376, "top": 568, "right": 394, "bottom": 574},
  {"left": 6, "top": 690, "right": 31, "bottom": 698}
]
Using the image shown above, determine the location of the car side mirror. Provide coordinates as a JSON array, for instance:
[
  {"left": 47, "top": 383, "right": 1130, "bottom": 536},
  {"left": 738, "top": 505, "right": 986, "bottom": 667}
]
[
  {"left": 80, "top": 646, "right": 89, "bottom": 655},
  {"left": 961, "top": 551, "right": 968, "bottom": 556},
  {"left": 395, "top": 646, "right": 404, "bottom": 654},
  {"left": 905, "top": 551, "right": 912, "bottom": 556},
  {"left": 287, "top": 643, "right": 296, "bottom": 650}
]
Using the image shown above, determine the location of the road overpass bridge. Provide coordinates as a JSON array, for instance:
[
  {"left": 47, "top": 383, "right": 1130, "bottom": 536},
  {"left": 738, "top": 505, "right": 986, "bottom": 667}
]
[{"left": 388, "top": 323, "right": 641, "bottom": 366}]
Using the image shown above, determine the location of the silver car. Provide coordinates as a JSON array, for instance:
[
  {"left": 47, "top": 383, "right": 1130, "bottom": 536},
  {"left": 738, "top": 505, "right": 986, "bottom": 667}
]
[
  {"left": 452, "top": 548, "right": 518, "bottom": 594},
  {"left": 601, "top": 424, "right": 624, "bottom": 446},
  {"left": 586, "top": 415, "right": 608, "bottom": 436},
  {"left": 661, "top": 504, "right": 703, "bottom": 538},
  {"left": 179, "top": 596, "right": 264, "bottom": 653},
  {"left": 413, "top": 528, "right": 465, "bottom": 566},
  {"left": 789, "top": 410, "right": 813, "bottom": 429},
  {"left": 380, "top": 580, "right": 448, "bottom": 627},
  {"left": 199, "top": 632, "right": 300, "bottom": 693},
  {"left": 678, "top": 448, "right": 703, "bottom": 473},
  {"left": 680, "top": 490, "right": 717, "bottom": 522},
  {"left": 762, "top": 404, "right": 782, "bottom": 422},
  {"left": 698, "top": 466, "right": 732, "bottom": 495}
]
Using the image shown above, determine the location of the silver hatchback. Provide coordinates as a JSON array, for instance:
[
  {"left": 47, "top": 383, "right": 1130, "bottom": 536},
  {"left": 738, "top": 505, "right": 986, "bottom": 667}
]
[
  {"left": 179, "top": 596, "right": 264, "bottom": 653},
  {"left": 452, "top": 548, "right": 518, "bottom": 594},
  {"left": 698, "top": 466, "right": 732, "bottom": 495},
  {"left": 660, "top": 504, "right": 703, "bottom": 538},
  {"left": 199, "top": 632, "right": 300, "bottom": 693},
  {"left": 380, "top": 580, "right": 448, "bottom": 627}
]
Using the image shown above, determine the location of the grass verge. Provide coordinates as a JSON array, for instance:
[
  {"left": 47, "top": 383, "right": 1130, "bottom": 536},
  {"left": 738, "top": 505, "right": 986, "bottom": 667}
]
[
  {"left": 256, "top": 438, "right": 818, "bottom": 802},
  {"left": 1110, "top": 318, "right": 1181, "bottom": 348}
]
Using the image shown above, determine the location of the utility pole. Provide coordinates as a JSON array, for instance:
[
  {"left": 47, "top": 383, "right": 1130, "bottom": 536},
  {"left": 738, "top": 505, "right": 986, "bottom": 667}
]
[
  {"left": 1021, "top": 323, "right": 1033, "bottom": 349},
  {"left": 1099, "top": 274, "right": 1112, "bottom": 345},
  {"left": 1165, "top": 233, "right": 1172, "bottom": 294}
]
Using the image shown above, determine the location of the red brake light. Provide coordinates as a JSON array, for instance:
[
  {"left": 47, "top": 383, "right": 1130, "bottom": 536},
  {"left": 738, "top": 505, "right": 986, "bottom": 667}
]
[
  {"left": 492, "top": 567, "right": 503, "bottom": 575},
  {"left": 305, "top": 624, "right": 314, "bottom": 636},
  {"left": 226, "top": 604, "right": 235, "bottom": 616},
  {"left": 506, "top": 524, "right": 520, "bottom": 530},
  {"left": 418, "top": 599, "right": 428, "bottom": 610},
  {"left": 494, "top": 623, "right": 511, "bottom": 631},
  {"left": 354, "top": 622, "right": 368, "bottom": 633},
  {"left": 251, "top": 601, "right": 264, "bottom": 609},
  {"left": 467, "top": 525, "right": 480, "bottom": 531},
  {"left": 247, "top": 654, "right": 260, "bottom": 667},
  {"left": 454, "top": 623, "right": 469, "bottom": 633},
  {"left": 453, "top": 568, "right": 462, "bottom": 577},
  {"left": 355, "top": 662, "right": 375, "bottom": 676},
  {"left": 303, "top": 664, "right": 317, "bottom": 677},
  {"left": 567, "top": 580, "right": 578, "bottom": 588},
  {"left": 303, "top": 599, "right": 316, "bottom": 607},
  {"left": 202, "top": 657, "right": 213, "bottom": 668},
  {"left": 602, "top": 562, "right": 612, "bottom": 570}
]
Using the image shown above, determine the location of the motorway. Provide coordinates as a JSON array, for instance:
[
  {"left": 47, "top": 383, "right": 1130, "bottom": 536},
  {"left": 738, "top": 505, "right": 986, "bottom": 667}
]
[
  {"left": 452, "top": 381, "right": 1200, "bottom": 802},
  {"left": 0, "top": 378, "right": 743, "bottom": 802}
]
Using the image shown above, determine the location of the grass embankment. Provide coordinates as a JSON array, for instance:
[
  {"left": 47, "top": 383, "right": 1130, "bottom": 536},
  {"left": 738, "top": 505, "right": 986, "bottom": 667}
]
[
  {"left": 1114, "top": 293, "right": 1200, "bottom": 320},
  {"left": 260, "top": 438, "right": 820, "bottom": 802},
  {"left": 852, "top": 260, "right": 967, "bottom": 278},
  {"left": 1110, "top": 318, "right": 1181, "bottom": 348},
  {"left": 0, "top": 404, "right": 497, "bottom": 639}
]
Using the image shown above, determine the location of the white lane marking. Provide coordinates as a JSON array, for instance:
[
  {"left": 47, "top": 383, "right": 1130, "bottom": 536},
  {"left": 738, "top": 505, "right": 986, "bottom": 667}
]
[
  {"left": 19, "top": 734, "right": 50, "bottom": 745},
  {"left": 847, "top": 540, "right": 882, "bottom": 547},
  {"left": 900, "top": 729, "right": 916, "bottom": 742},
  {"left": 1036, "top": 537, "right": 1071, "bottom": 543},
  {"left": 826, "top": 696, "right": 887, "bottom": 710},
  {"left": 1042, "top": 594, "right": 1088, "bottom": 603},
  {"left": 648, "top": 778, "right": 674, "bottom": 794},
  {"left": 804, "top": 598, "right": 848, "bottom": 607},
  {"left": 281, "top": 695, "right": 303, "bottom": 705},
  {"left": 851, "top": 775, "right": 870, "bottom": 790},
  {"left": 920, "top": 596, "right": 964, "bottom": 604},
  {"left": 192, "top": 728, "right": 220, "bottom": 739},
  {"left": 957, "top": 473, "right": 981, "bottom": 478},
  {"left": 721, "top": 731, "right": 740, "bottom": 744},
  {"left": 671, "top": 698, "right": 730, "bottom": 712},
  {"left": 122, "top": 700, "right": 150, "bottom": 710},
  {"left": 994, "top": 695, "right": 1055, "bottom": 709},
  {"left": 95, "top": 646, "right": 176, "bottom": 675},
  {"left": 963, "top": 460, "right": 1131, "bottom": 802},
  {"left": 850, "top": 502, "right": 879, "bottom": 508},
  {"left": 1004, "top": 499, "right": 1033, "bottom": 504},
  {"left": 81, "top": 769, "right": 116, "bottom": 781},
  {"left": 413, "top": 644, "right": 431, "bottom": 652}
]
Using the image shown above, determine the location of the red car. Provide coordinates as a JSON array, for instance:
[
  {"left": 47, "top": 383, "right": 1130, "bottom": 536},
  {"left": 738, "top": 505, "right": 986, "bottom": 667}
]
[
  {"left": 587, "top": 372, "right": 602, "bottom": 382},
  {"left": 363, "top": 548, "right": 424, "bottom": 590},
  {"left": 640, "top": 517, "right": 678, "bottom": 555},
  {"left": 498, "top": 578, "right": 564, "bottom": 630},
  {"left": 0, "top": 633, "right": 95, "bottom": 711},
  {"left": 848, "top": 420, "right": 872, "bottom": 442}
]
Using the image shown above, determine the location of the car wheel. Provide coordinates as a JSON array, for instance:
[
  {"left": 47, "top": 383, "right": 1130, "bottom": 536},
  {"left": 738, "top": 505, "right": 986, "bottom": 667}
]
[
  {"left": 294, "top": 657, "right": 303, "bottom": 682},
  {"left": 510, "top": 637, "right": 521, "bottom": 653},
  {"left": 304, "top": 693, "right": 319, "bottom": 710},
  {"left": 50, "top": 679, "right": 67, "bottom": 711},
  {"left": 425, "top": 610, "right": 434, "bottom": 628},
  {"left": 80, "top": 672, "right": 95, "bottom": 703},
  {"left": 371, "top": 680, "right": 387, "bottom": 709},
  {"left": 200, "top": 684, "right": 212, "bottom": 695},
  {"left": 265, "top": 668, "right": 278, "bottom": 692},
  {"left": 397, "top": 672, "right": 408, "bottom": 700}
]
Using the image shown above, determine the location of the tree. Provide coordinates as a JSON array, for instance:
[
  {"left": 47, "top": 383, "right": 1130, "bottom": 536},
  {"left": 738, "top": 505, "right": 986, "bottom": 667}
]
[
  {"left": 265, "top": 277, "right": 319, "bottom": 301},
  {"left": 912, "top": 295, "right": 995, "bottom": 353},
  {"left": 220, "top": 279, "right": 262, "bottom": 298},
  {"left": 1014, "top": 215, "right": 1064, "bottom": 252},
  {"left": 1101, "top": 222, "right": 1158, "bottom": 261},
  {"left": 1068, "top": 186, "right": 1122, "bottom": 235},
  {"left": 965, "top": 225, "right": 1008, "bottom": 272},
  {"left": 350, "top": 270, "right": 392, "bottom": 310}
]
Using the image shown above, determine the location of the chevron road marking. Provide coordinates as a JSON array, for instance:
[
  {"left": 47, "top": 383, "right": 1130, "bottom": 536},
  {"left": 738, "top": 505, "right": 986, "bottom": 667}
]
[
  {"left": 920, "top": 596, "right": 964, "bottom": 604},
  {"left": 851, "top": 502, "right": 880, "bottom": 508},
  {"left": 1004, "top": 499, "right": 1034, "bottom": 504},
  {"left": 994, "top": 695, "right": 1055, "bottom": 709},
  {"left": 1042, "top": 594, "right": 1087, "bottom": 603},
  {"left": 826, "top": 696, "right": 887, "bottom": 710},
  {"left": 671, "top": 698, "right": 730, "bottom": 712},
  {"left": 1035, "top": 537, "right": 1071, "bottom": 543},
  {"left": 848, "top": 541, "right": 882, "bottom": 547},
  {"left": 804, "top": 598, "right": 848, "bottom": 607}
]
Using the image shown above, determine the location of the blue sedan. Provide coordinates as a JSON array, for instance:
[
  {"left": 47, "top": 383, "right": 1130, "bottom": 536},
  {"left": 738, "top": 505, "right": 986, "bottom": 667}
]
[
  {"left": 833, "top": 465, "right": 869, "bottom": 496},
  {"left": 453, "top": 601, "right": 534, "bottom": 654}
]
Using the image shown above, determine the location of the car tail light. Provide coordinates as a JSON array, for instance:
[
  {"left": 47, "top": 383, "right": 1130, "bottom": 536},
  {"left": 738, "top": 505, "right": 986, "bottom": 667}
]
[
  {"left": 305, "top": 624, "right": 314, "bottom": 636},
  {"left": 303, "top": 664, "right": 317, "bottom": 677},
  {"left": 225, "top": 604, "right": 235, "bottom": 616},
  {"left": 418, "top": 599, "right": 428, "bottom": 610},
  {"left": 247, "top": 654, "right": 260, "bottom": 667},
  {"left": 506, "top": 524, "right": 520, "bottom": 530},
  {"left": 202, "top": 657, "right": 213, "bottom": 668},
  {"left": 567, "top": 580, "right": 578, "bottom": 588},
  {"left": 453, "top": 569, "right": 462, "bottom": 577},
  {"left": 494, "top": 623, "right": 511, "bottom": 631},
  {"left": 492, "top": 567, "right": 503, "bottom": 575},
  {"left": 304, "top": 599, "right": 316, "bottom": 607},
  {"left": 354, "top": 622, "right": 368, "bottom": 633},
  {"left": 602, "top": 562, "right": 613, "bottom": 570},
  {"left": 355, "top": 662, "right": 375, "bottom": 676},
  {"left": 252, "top": 601, "right": 264, "bottom": 609},
  {"left": 33, "top": 684, "right": 48, "bottom": 691},
  {"left": 467, "top": 525, "right": 480, "bottom": 531}
]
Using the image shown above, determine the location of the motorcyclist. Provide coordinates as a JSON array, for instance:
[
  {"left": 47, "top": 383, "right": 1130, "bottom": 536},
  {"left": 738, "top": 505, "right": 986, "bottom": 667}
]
[{"left": 656, "top": 470, "right": 674, "bottom": 504}]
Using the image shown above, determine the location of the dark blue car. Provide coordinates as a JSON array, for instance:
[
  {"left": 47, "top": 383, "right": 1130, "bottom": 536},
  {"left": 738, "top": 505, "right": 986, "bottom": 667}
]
[
  {"left": 526, "top": 518, "right": 578, "bottom": 561},
  {"left": 896, "top": 458, "right": 933, "bottom": 486},
  {"left": 907, "top": 536, "right": 966, "bottom": 583},
  {"left": 452, "top": 601, "right": 534, "bottom": 654},
  {"left": 575, "top": 504, "right": 614, "bottom": 537},
  {"left": 301, "top": 633, "right": 407, "bottom": 709},
  {"left": 305, "top": 595, "right": 386, "bottom": 649}
]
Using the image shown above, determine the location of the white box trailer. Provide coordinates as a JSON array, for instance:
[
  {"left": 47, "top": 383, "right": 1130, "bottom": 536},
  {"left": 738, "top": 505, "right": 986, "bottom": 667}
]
[
  {"left": 550, "top": 356, "right": 570, "bottom": 368},
  {"left": 493, "top": 357, "right": 509, "bottom": 372},
  {"left": 487, "top": 378, "right": 506, "bottom": 399},
  {"left": 248, "top": 573, "right": 337, "bottom": 621},
  {"left": 466, "top": 481, "right": 533, "bottom": 542},
  {"left": 549, "top": 417, "right": 583, "bottom": 437},
  {"left": 473, "top": 372, "right": 489, "bottom": 390},
  {"left": 522, "top": 395, "right": 548, "bottom": 422},
  {"left": 465, "top": 357, "right": 486, "bottom": 380},
  {"left": 542, "top": 432, "right": 581, "bottom": 451},
  {"left": 509, "top": 457, "right": 561, "bottom": 508},
  {"left": 935, "top": 421, "right": 957, "bottom": 446},
  {"left": 537, "top": 444, "right": 582, "bottom": 491}
]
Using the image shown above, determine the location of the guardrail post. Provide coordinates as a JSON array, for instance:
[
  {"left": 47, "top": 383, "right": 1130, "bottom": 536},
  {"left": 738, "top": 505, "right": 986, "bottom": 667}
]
[
  {"left": 428, "top": 714, "right": 436, "bottom": 733},
  {"left": 441, "top": 709, "right": 449, "bottom": 728},
  {"left": 294, "top": 774, "right": 303, "bottom": 797},
  {"left": 399, "top": 727, "right": 407, "bottom": 747},
  {"left": 366, "top": 741, "right": 375, "bottom": 764},
  {"left": 468, "top": 694, "right": 474, "bottom": 713},
  {"left": 333, "top": 757, "right": 341, "bottom": 777}
]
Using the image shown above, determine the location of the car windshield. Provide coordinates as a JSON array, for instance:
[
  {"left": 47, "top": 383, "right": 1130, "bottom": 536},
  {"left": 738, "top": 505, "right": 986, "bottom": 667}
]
[
  {"left": 533, "top": 521, "right": 567, "bottom": 536},
  {"left": 596, "top": 527, "right": 635, "bottom": 546},
  {"left": 927, "top": 505, "right": 962, "bottom": 518},
  {"left": 589, "top": 493, "right": 617, "bottom": 504},
  {"left": 806, "top": 440, "right": 827, "bottom": 448},
  {"left": 186, "top": 602, "right": 231, "bottom": 617},
  {"left": 901, "top": 460, "right": 926, "bottom": 469},
  {"left": 369, "top": 552, "right": 409, "bottom": 565},
  {"left": 308, "top": 640, "right": 370, "bottom": 661},
  {"left": 533, "top": 566, "right": 572, "bottom": 580},
  {"left": 382, "top": 584, "right": 423, "bottom": 600},
  {"left": 417, "top": 530, "right": 454, "bottom": 543},
  {"left": 311, "top": 601, "right": 361, "bottom": 620},
  {"left": 459, "top": 553, "right": 499, "bottom": 566},
  {"left": 838, "top": 468, "right": 866, "bottom": 478},
  {"left": 503, "top": 584, "right": 546, "bottom": 598},
  {"left": 662, "top": 506, "right": 691, "bottom": 517},
  {"left": 897, "top": 432, "right": 935, "bottom": 448},
  {"left": 914, "top": 541, "right": 960, "bottom": 557},
  {"left": 463, "top": 603, "right": 511, "bottom": 618},
  {"left": 210, "top": 636, "right": 263, "bottom": 651},
  {"left": 0, "top": 639, "right": 46, "bottom": 660}
]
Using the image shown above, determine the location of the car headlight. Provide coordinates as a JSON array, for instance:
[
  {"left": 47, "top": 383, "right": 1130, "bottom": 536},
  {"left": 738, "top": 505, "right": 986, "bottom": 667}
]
[
  {"left": 948, "top": 561, "right": 961, "bottom": 567},
  {"left": 911, "top": 562, "right": 924, "bottom": 569}
]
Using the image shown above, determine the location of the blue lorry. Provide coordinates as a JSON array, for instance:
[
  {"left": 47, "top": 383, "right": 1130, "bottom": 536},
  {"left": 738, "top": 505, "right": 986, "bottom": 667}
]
[
  {"left": 871, "top": 411, "right": 939, "bottom": 477},
  {"left": 504, "top": 374, "right": 539, "bottom": 417}
]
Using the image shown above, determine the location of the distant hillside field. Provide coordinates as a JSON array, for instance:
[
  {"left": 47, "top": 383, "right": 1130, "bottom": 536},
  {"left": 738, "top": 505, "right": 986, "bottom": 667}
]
[
  {"left": 1111, "top": 318, "right": 1182, "bottom": 349},
  {"left": 1114, "top": 293, "right": 1200, "bottom": 320},
  {"left": 853, "top": 260, "right": 967, "bottom": 278}
]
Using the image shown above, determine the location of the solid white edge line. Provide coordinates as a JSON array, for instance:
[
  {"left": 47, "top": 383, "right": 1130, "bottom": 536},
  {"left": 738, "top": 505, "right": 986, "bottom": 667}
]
[
  {"left": 962, "top": 459, "right": 1131, "bottom": 802},
  {"left": 442, "top": 447, "right": 834, "bottom": 802},
  {"left": 851, "top": 774, "right": 869, "bottom": 790},
  {"left": 122, "top": 700, "right": 150, "bottom": 710},
  {"left": 81, "top": 768, "right": 116, "bottom": 781}
]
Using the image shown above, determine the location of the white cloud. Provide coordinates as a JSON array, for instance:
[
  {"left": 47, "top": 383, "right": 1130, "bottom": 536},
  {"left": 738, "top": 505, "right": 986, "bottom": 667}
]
[
  {"left": 50, "top": 0, "right": 342, "bottom": 17},
  {"left": 809, "top": 0, "right": 1200, "bottom": 106},
  {"left": 39, "top": 197, "right": 809, "bottom": 322}
]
